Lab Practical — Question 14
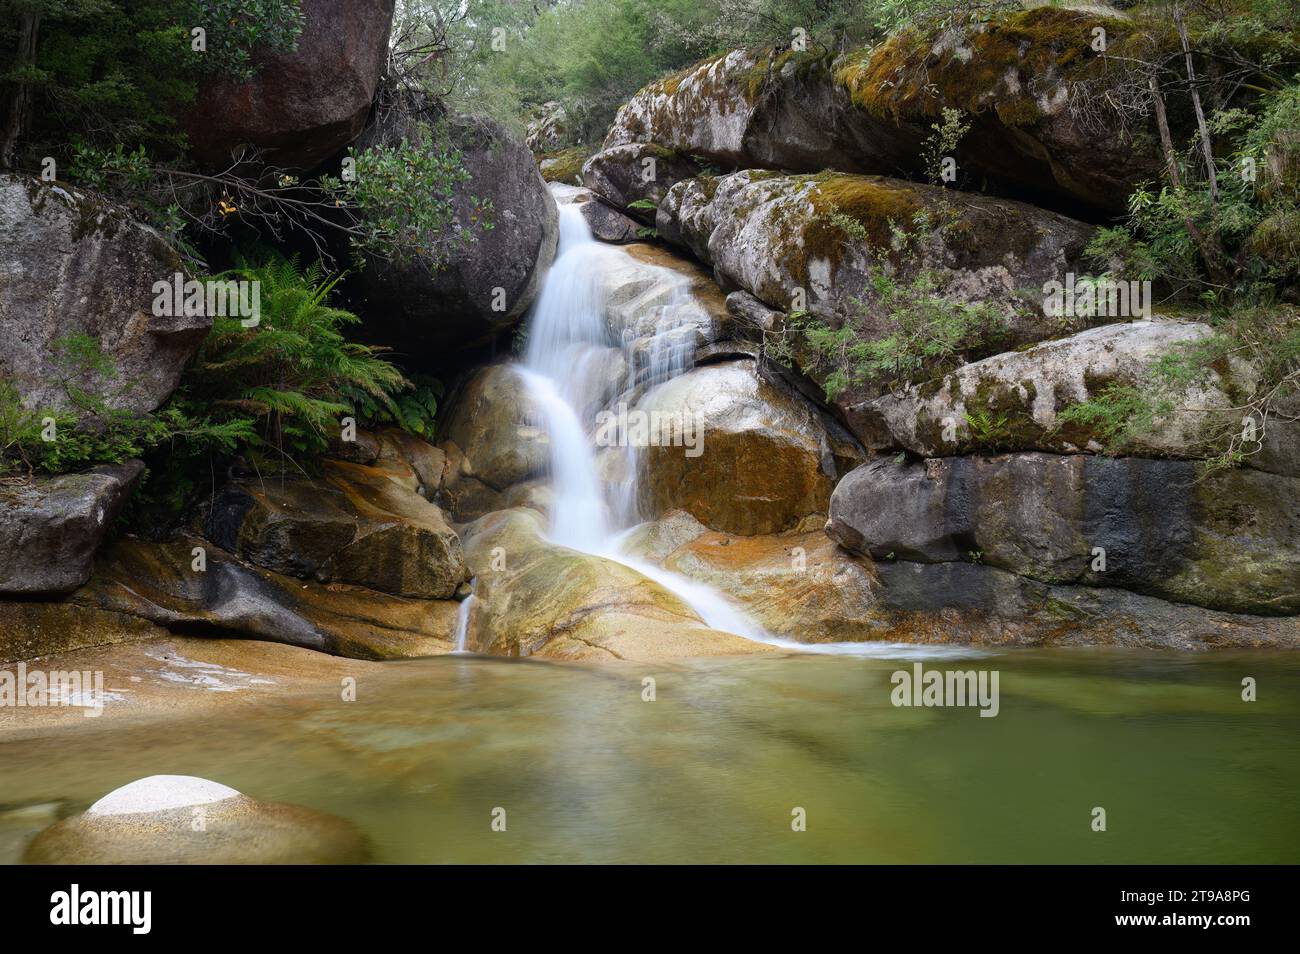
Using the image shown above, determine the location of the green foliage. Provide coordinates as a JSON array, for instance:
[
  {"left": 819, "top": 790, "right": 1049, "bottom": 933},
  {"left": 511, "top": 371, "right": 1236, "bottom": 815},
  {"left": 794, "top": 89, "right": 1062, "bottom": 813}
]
[
  {"left": 778, "top": 211, "right": 1010, "bottom": 400},
  {"left": 0, "top": 333, "right": 245, "bottom": 478},
  {"left": 182, "top": 253, "right": 415, "bottom": 459},
  {"left": 1055, "top": 305, "right": 1300, "bottom": 473},
  {"left": 321, "top": 122, "right": 492, "bottom": 269},
  {"left": 3, "top": 0, "right": 306, "bottom": 169},
  {"left": 186, "top": 0, "right": 304, "bottom": 83},
  {"left": 922, "top": 106, "right": 970, "bottom": 185}
]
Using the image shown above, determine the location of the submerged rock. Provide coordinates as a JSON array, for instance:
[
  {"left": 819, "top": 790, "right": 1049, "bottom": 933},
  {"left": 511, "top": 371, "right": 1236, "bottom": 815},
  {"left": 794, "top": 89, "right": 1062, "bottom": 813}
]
[
  {"left": 25, "top": 775, "right": 366, "bottom": 864},
  {"left": 355, "top": 105, "right": 558, "bottom": 361},
  {"left": 0, "top": 462, "right": 144, "bottom": 596},
  {"left": 828, "top": 453, "right": 1300, "bottom": 616},
  {"left": 183, "top": 0, "right": 395, "bottom": 170},
  {"left": 0, "top": 177, "right": 208, "bottom": 421},
  {"left": 868, "top": 559, "right": 1300, "bottom": 651},
  {"left": 634, "top": 359, "right": 862, "bottom": 535}
]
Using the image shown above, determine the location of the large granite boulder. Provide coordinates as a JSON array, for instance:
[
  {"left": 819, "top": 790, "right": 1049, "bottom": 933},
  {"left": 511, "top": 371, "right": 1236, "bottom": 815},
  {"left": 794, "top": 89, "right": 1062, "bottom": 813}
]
[
  {"left": 458, "top": 507, "right": 770, "bottom": 661},
  {"left": 847, "top": 319, "right": 1266, "bottom": 463},
  {"left": 0, "top": 177, "right": 208, "bottom": 420},
  {"left": 604, "top": 47, "right": 921, "bottom": 177},
  {"left": 656, "top": 169, "right": 1093, "bottom": 325},
  {"left": 0, "top": 461, "right": 144, "bottom": 595},
  {"left": 72, "top": 535, "right": 460, "bottom": 660},
  {"left": 827, "top": 453, "right": 1300, "bottom": 616},
  {"left": 354, "top": 105, "right": 558, "bottom": 361},
  {"left": 206, "top": 460, "right": 465, "bottom": 599},
  {"left": 582, "top": 143, "right": 702, "bottom": 223},
  {"left": 634, "top": 358, "right": 862, "bottom": 535},
  {"left": 183, "top": 0, "right": 395, "bottom": 170}
]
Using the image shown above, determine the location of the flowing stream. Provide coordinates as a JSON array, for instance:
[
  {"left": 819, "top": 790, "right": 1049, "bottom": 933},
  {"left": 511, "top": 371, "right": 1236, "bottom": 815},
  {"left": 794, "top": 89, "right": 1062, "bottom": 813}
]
[{"left": 516, "top": 195, "right": 946, "bottom": 656}]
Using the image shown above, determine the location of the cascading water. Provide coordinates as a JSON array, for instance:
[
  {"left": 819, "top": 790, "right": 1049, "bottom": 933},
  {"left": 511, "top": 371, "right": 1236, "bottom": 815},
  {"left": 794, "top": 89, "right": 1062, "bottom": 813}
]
[
  {"left": 517, "top": 190, "right": 978, "bottom": 658},
  {"left": 519, "top": 198, "right": 774, "bottom": 639}
]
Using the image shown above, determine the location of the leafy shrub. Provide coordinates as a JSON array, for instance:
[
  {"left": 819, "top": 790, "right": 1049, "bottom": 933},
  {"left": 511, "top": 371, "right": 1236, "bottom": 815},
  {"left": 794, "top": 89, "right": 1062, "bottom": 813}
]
[
  {"left": 320, "top": 122, "right": 492, "bottom": 270},
  {"left": 181, "top": 253, "right": 422, "bottom": 459}
]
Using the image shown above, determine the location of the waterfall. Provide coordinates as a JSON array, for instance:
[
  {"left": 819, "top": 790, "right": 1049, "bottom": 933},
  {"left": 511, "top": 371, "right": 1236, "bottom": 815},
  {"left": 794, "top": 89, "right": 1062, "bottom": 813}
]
[
  {"left": 516, "top": 192, "right": 966, "bottom": 657},
  {"left": 453, "top": 579, "right": 477, "bottom": 654},
  {"left": 518, "top": 199, "right": 772, "bottom": 640}
]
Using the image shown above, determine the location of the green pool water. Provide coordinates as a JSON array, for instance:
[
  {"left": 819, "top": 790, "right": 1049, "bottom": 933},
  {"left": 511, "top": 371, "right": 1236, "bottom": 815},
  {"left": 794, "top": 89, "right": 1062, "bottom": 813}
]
[{"left": 3, "top": 647, "right": 1298, "bottom": 864}]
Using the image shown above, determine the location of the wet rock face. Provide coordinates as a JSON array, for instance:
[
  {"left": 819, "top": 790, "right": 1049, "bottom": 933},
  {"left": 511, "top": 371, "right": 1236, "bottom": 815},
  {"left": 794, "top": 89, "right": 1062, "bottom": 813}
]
[
  {"left": 551, "top": 183, "right": 642, "bottom": 243},
  {"left": 0, "top": 461, "right": 144, "bottom": 596},
  {"left": 458, "top": 507, "right": 769, "bottom": 662},
  {"left": 827, "top": 453, "right": 1300, "bottom": 616},
  {"left": 73, "top": 535, "right": 460, "bottom": 660},
  {"left": 24, "top": 775, "right": 367, "bottom": 864},
  {"left": 354, "top": 106, "right": 558, "bottom": 363},
  {"left": 206, "top": 459, "right": 466, "bottom": 600},
  {"left": 183, "top": 0, "right": 396, "bottom": 170},
  {"left": 0, "top": 602, "right": 166, "bottom": 664},
  {"left": 634, "top": 359, "right": 862, "bottom": 535},
  {"left": 0, "top": 177, "right": 208, "bottom": 421}
]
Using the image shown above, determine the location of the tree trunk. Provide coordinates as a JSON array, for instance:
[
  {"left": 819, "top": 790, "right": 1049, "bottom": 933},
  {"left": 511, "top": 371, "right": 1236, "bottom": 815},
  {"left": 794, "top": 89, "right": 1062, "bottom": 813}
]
[
  {"left": 1150, "top": 73, "right": 1229, "bottom": 286},
  {"left": 1175, "top": 6, "right": 1219, "bottom": 204},
  {"left": 0, "top": 12, "right": 41, "bottom": 171}
]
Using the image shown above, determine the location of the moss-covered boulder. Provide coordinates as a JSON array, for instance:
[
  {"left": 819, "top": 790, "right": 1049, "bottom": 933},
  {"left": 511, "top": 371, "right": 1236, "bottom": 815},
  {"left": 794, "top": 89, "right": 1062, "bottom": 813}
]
[
  {"left": 0, "top": 177, "right": 208, "bottom": 422},
  {"left": 659, "top": 169, "right": 1091, "bottom": 319},
  {"left": 581, "top": 142, "right": 703, "bottom": 223},
  {"left": 839, "top": 7, "right": 1164, "bottom": 213},
  {"left": 848, "top": 319, "right": 1267, "bottom": 463},
  {"left": 827, "top": 453, "right": 1300, "bottom": 616},
  {"left": 0, "top": 461, "right": 144, "bottom": 596},
  {"left": 459, "top": 508, "right": 770, "bottom": 661},
  {"left": 603, "top": 47, "right": 922, "bottom": 176},
  {"left": 634, "top": 359, "right": 862, "bottom": 535},
  {"left": 72, "top": 535, "right": 460, "bottom": 660}
]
